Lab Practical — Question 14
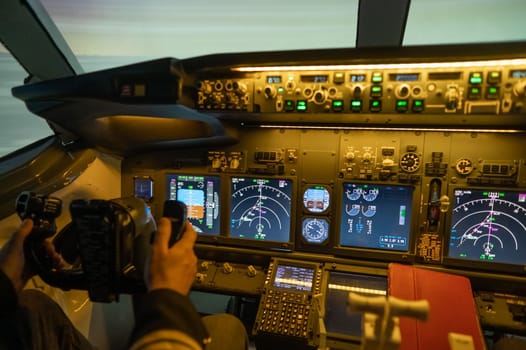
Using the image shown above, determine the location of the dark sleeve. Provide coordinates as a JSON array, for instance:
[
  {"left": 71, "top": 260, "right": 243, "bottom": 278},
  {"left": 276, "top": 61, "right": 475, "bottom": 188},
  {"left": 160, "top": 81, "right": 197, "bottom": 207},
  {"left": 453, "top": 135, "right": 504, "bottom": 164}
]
[
  {"left": 0, "top": 269, "right": 18, "bottom": 317},
  {"left": 129, "top": 289, "right": 209, "bottom": 347}
]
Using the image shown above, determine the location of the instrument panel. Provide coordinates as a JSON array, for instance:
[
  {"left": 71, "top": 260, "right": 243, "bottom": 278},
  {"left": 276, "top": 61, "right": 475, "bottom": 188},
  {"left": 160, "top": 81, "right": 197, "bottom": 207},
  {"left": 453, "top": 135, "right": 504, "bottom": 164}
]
[
  {"left": 123, "top": 127, "right": 526, "bottom": 280},
  {"left": 116, "top": 43, "right": 526, "bottom": 345}
]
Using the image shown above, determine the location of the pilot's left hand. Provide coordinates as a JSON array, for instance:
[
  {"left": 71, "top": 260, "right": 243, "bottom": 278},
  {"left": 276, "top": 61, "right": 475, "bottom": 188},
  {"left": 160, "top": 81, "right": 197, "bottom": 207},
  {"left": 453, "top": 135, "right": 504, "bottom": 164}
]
[{"left": 0, "top": 219, "right": 66, "bottom": 293}]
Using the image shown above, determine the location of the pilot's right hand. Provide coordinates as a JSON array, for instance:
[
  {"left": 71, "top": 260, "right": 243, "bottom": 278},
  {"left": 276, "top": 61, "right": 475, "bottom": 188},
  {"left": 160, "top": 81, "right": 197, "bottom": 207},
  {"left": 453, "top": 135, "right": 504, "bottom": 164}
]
[{"left": 145, "top": 218, "right": 197, "bottom": 295}]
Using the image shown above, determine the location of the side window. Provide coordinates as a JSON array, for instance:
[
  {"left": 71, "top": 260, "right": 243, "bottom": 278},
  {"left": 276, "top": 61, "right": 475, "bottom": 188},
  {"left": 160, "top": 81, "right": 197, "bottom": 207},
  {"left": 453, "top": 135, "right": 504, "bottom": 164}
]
[{"left": 0, "top": 45, "right": 52, "bottom": 158}]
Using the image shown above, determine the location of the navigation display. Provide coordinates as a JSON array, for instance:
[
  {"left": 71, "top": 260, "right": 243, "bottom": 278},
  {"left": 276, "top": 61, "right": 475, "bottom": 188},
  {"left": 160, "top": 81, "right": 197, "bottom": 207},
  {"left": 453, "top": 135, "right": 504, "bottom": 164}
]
[
  {"left": 447, "top": 188, "right": 526, "bottom": 266},
  {"left": 273, "top": 264, "right": 314, "bottom": 292},
  {"left": 230, "top": 177, "right": 292, "bottom": 242},
  {"left": 339, "top": 183, "right": 413, "bottom": 251},
  {"left": 166, "top": 174, "right": 220, "bottom": 235}
]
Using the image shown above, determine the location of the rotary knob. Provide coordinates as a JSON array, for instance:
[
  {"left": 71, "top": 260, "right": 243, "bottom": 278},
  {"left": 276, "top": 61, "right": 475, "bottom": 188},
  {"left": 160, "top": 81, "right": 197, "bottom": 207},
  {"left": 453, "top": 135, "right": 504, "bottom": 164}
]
[
  {"left": 396, "top": 84, "right": 411, "bottom": 99},
  {"left": 455, "top": 158, "right": 474, "bottom": 175},
  {"left": 313, "top": 89, "right": 327, "bottom": 104},
  {"left": 222, "top": 262, "right": 233, "bottom": 274},
  {"left": 200, "top": 261, "right": 210, "bottom": 271},
  {"left": 400, "top": 152, "right": 421, "bottom": 173},
  {"left": 513, "top": 80, "right": 526, "bottom": 97},
  {"left": 263, "top": 85, "right": 277, "bottom": 99},
  {"left": 445, "top": 87, "right": 459, "bottom": 110}
]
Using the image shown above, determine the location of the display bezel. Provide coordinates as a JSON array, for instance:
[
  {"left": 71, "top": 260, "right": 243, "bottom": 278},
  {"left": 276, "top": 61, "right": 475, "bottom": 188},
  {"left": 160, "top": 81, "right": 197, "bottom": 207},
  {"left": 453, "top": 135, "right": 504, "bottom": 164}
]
[
  {"left": 301, "top": 184, "right": 332, "bottom": 214},
  {"left": 301, "top": 216, "right": 331, "bottom": 245},
  {"left": 272, "top": 263, "right": 315, "bottom": 292},
  {"left": 226, "top": 175, "right": 296, "bottom": 251},
  {"left": 333, "top": 180, "right": 417, "bottom": 263},
  {"left": 133, "top": 175, "right": 154, "bottom": 202},
  {"left": 443, "top": 186, "right": 526, "bottom": 276},
  {"left": 319, "top": 263, "right": 388, "bottom": 344},
  {"left": 165, "top": 173, "right": 222, "bottom": 238}
]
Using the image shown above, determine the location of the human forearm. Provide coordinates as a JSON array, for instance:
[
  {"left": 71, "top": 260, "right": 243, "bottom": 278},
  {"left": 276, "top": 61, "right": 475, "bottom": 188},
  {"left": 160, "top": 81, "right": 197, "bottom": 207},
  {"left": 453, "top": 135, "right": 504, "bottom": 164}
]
[{"left": 129, "top": 289, "right": 209, "bottom": 350}]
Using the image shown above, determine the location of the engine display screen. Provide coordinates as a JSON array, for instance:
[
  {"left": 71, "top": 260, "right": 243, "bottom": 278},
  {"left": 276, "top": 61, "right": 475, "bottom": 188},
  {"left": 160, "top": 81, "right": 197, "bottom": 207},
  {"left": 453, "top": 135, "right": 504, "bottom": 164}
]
[
  {"left": 166, "top": 174, "right": 221, "bottom": 235},
  {"left": 230, "top": 177, "right": 292, "bottom": 242},
  {"left": 273, "top": 264, "right": 314, "bottom": 292},
  {"left": 339, "top": 183, "right": 413, "bottom": 251},
  {"left": 447, "top": 188, "right": 526, "bottom": 266}
]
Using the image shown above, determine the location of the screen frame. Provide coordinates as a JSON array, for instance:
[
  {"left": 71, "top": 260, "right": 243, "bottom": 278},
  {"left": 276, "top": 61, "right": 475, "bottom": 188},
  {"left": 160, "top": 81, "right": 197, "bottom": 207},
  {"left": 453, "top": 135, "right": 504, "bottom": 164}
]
[
  {"left": 319, "top": 263, "right": 388, "bottom": 345},
  {"left": 272, "top": 263, "right": 316, "bottom": 292},
  {"left": 164, "top": 172, "right": 224, "bottom": 237},
  {"left": 443, "top": 186, "right": 526, "bottom": 276},
  {"left": 332, "top": 180, "right": 418, "bottom": 263},
  {"left": 301, "top": 183, "right": 333, "bottom": 215},
  {"left": 165, "top": 173, "right": 222, "bottom": 238},
  {"left": 226, "top": 175, "right": 297, "bottom": 251}
]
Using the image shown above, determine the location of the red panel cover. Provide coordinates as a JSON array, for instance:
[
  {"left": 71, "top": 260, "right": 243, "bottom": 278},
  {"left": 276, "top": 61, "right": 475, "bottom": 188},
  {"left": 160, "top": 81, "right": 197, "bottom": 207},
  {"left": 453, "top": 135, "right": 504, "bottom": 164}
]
[{"left": 388, "top": 263, "right": 486, "bottom": 350}]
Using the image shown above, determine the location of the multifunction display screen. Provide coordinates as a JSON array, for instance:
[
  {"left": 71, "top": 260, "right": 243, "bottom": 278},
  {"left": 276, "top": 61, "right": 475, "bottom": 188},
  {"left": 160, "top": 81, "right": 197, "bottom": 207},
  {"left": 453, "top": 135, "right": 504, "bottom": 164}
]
[
  {"left": 273, "top": 264, "right": 314, "bottom": 292},
  {"left": 230, "top": 177, "right": 292, "bottom": 242},
  {"left": 339, "top": 183, "right": 413, "bottom": 251},
  {"left": 166, "top": 174, "right": 221, "bottom": 235},
  {"left": 448, "top": 188, "right": 526, "bottom": 266}
]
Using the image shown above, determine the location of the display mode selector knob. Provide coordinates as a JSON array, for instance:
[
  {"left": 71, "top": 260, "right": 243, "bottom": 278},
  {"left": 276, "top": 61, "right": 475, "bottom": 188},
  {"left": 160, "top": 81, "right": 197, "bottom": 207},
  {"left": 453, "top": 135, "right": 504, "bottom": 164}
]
[
  {"left": 513, "top": 80, "right": 526, "bottom": 97},
  {"left": 313, "top": 89, "right": 327, "bottom": 104},
  {"left": 264, "top": 85, "right": 277, "bottom": 99}
]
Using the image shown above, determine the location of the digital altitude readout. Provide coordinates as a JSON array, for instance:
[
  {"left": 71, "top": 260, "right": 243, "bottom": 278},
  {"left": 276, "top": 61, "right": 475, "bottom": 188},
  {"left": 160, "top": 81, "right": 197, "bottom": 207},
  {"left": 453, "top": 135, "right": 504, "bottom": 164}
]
[
  {"left": 167, "top": 174, "right": 220, "bottom": 235},
  {"left": 510, "top": 70, "right": 526, "bottom": 79},
  {"left": 388, "top": 73, "right": 419, "bottom": 81},
  {"left": 448, "top": 189, "right": 526, "bottom": 266},
  {"left": 350, "top": 74, "right": 366, "bottom": 83},
  {"left": 230, "top": 177, "right": 292, "bottom": 242},
  {"left": 267, "top": 76, "right": 282, "bottom": 84},
  {"left": 300, "top": 75, "right": 328, "bottom": 83}
]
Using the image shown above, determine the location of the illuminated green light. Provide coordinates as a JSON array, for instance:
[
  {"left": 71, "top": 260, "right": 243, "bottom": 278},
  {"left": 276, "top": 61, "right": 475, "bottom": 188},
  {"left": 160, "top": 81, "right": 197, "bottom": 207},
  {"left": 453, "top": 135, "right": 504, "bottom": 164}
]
[
  {"left": 470, "top": 87, "right": 480, "bottom": 94},
  {"left": 371, "top": 86, "right": 382, "bottom": 93},
  {"left": 285, "top": 100, "right": 294, "bottom": 107},
  {"left": 351, "top": 100, "right": 362, "bottom": 107},
  {"left": 277, "top": 87, "right": 284, "bottom": 93},
  {"left": 372, "top": 73, "right": 383, "bottom": 83},
  {"left": 491, "top": 72, "right": 500, "bottom": 78},
  {"left": 297, "top": 100, "right": 307, "bottom": 111},
  {"left": 414, "top": 100, "right": 423, "bottom": 107},
  {"left": 489, "top": 87, "right": 498, "bottom": 94},
  {"left": 333, "top": 100, "right": 343, "bottom": 107},
  {"left": 469, "top": 73, "right": 483, "bottom": 84},
  {"left": 371, "top": 100, "right": 380, "bottom": 107},
  {"left": 397, "top": 100, "right": 408, "bottom": 107}
]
